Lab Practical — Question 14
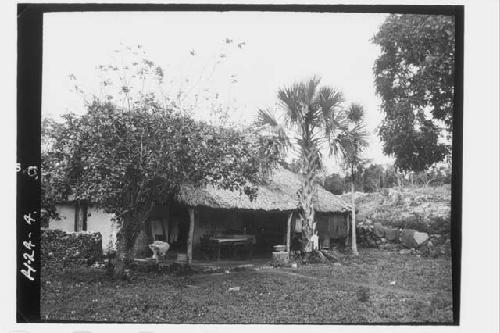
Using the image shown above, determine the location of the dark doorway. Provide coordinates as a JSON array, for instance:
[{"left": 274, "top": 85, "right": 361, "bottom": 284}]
[
  {"left": 242, "top": 212, "right": 286, "bottom": 254},
  {"left": 168, "top": 205, "right": 189, "bottom": 252}
]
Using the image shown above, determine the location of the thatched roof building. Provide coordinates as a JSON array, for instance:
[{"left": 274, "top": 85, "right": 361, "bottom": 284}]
[{"left": 176, "top": 168, "right": 351, "bottom": 214}]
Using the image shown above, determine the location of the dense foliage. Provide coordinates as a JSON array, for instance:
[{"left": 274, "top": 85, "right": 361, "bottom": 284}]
[
  {"left": 372, "top": 14, "right": 454, "bottom": 172},
  {"left": 42, "top": 100, "right": 282, "bottom": 274},
  {"left": 43, "top": 102, "right": 280, "bottom": 213},
  {"left": 322, "top": 173, "right": 345, "bottom": 195},
  {"left": 321, "top": 162, "right": 451, "bottom": 195}
]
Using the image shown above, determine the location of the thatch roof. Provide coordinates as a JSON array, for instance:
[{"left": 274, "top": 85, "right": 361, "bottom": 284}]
[{"left": 176, "top": 168, "right": 351, "bottom": 214}]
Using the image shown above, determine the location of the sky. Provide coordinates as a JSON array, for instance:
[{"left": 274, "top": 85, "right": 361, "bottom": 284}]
[{"left": 42, "top": 11, "right": 394, "bottom": 173}]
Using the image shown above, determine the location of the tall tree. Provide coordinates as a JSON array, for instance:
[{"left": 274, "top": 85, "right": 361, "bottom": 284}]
[
  {"left": 42, "top": 102, "right": 281, "bottom": 277},
  {"left": 372, "top": 14, "right": 454, "bottom": 173},
  {"left": 257, "top": 76, "right": 346, "bottom": 252},
  {"left": 42, "top": 49, "right": 282, "bottom": 277},
  {"left": 339, "top": 104, "right": 368, "bottom": 256}
]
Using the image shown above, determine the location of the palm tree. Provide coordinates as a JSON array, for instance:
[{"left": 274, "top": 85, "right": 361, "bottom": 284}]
[
  {"left": 257, "top": 76, "right": 346, "bottom": 253},
  {"left": 338, "top": 103, "right": 369, "bottom": 255}
]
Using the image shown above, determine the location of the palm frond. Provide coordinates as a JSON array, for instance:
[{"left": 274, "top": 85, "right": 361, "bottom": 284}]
[
  {"left": 317, "top": 87, "right": 344, "bottom": 120},
  {"left": 322, "top": 106, "right": 348, "bottom": 157},
  {"left": 256, "top": 108, "right": 279, "bottom": 128},
  {"left": 278, "top": 87, "right": 302, "bottom": 126},
  {"left": 338, "top": 119, "right": 369, "bottom": 166},
  {"left": 255, "top": 108, "right": 291, "bottom": 151},
  {"left": 278, "top": 76, "right": 323, "bottom": 128},
  {"left": 276, "top": 77, "right": 370, "bottom": 172}
]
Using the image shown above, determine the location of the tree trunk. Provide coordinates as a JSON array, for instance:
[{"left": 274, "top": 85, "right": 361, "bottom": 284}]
[
  {"left": 299, "top": 169, "right": 317, "bottom": 253},
  {"left": 298, "top": 144, "right": 319, "bottom": 253},
  {"left": 351, "top": 182, "right": 359, "bottom": 256},
  {"left": 113, "top": 229, "right": 131, "bottom": 280},
  {"left": 112, "top": 210, "right": 150, "bottom": 279},
  {"left": 286, "top": 212, "right": 292, "bottom": 253}
]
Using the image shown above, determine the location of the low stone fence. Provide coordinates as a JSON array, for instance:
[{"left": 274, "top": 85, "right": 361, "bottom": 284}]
[
  {"left": 41, "top": 229, "right": 102, "bottom": 268},
  {"left": 355, "top": 222, "right": 451, "bottom": 257}
]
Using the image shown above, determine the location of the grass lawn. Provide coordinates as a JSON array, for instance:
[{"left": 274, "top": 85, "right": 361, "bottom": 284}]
[{"left": 41, "top": 248, "right": 453, "bottom": 324}]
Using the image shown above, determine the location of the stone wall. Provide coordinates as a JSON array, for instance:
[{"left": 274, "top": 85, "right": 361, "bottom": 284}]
[
  {"left": 355, "top": 221, "right": 451, "bottom": 257},
  {"left": 41, "top": 229, "right": 102, "bottom": 268}
]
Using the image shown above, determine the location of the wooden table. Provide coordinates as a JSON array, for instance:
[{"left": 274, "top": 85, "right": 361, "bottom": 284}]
[{"left": 209, "top": 235, "right": 255, "bottom": 261}]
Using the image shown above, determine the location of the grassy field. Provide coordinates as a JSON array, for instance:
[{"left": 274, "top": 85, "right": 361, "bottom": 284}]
[{"left": 41, "top": 248, "right": 453, "bottom": 324}]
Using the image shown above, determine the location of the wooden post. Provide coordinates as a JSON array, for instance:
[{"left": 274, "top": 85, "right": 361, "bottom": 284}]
[
  {"left": 286, "top": 212, "right": 292, "bottom": 253},
  {"left": 145, "top": 218, "right": 153, "bottom": 243},
  {"left": 161, "top": 205, "right": 170, "bottom": 242},
  {"left": 345, "top": 213, "right": 350, "bottom": 247},
  {"left": 187, "top": 207, "right": 196, "bottom": 265},
  {"left": 351, "top": 182, "right": 359, "bottom": 256}
]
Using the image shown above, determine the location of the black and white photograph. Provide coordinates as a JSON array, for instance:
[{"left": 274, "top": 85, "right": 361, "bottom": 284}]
[{"left": 7, "top": 1, "right": 499, "bottom": 330}]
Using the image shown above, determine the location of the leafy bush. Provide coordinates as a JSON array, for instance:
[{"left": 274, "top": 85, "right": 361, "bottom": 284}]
[{"left": 322, "top": 173, "right": 345, "bottom": 195}]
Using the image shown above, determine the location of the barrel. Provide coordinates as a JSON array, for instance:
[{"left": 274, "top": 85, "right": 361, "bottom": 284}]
[{"left": 273, "top": 245, "right": 286, "bottom": 252}]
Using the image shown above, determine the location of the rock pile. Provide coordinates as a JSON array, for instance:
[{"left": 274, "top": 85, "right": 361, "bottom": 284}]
[
  {"left": 341, "top": 185, "right": 452, "bottom": 257},
  {"left": 41, "top": 229, "right": 102, "bottom": 269},
  {"left": 355, "top": 223, "right": 378, "bottom": 248},
  {"left": 354, "top": 221, "right": 450, "bottom": 257},
  {"left": 341, "top": 185, "right": 451, "bottom": 235}
]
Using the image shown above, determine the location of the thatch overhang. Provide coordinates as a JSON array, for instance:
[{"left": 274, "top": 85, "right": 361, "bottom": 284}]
[{"left": 175, "top": 168, "right": 351, "bottom": 214}]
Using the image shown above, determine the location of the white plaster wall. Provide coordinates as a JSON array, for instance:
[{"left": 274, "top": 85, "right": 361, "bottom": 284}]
[
  {"left": 48, "top": 204, "right": 118, "bottom": 253},
  {"left": 86, "top": 207, "right": 118, "bottom": 253},
  {"left": 48, "top": 204, "right": 75, "bottom": 233}
]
